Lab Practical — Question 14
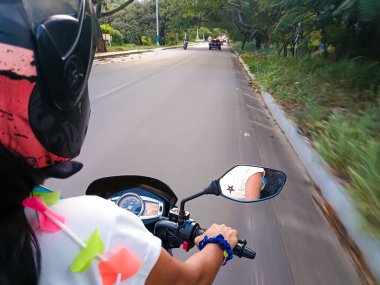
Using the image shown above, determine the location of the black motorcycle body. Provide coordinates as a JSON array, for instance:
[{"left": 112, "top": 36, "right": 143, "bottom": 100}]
[{"left": 85, "top": 165, "right": 286, "bottom": 259}]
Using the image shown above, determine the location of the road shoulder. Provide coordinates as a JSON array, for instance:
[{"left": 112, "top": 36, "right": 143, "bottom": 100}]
[{"left": 236, "top": 52, "right": 380, "bottom": 284}]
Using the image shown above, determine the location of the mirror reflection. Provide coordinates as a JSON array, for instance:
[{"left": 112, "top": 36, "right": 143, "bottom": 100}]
[{"left": 219, "top": 165, "right": 285, "bottom": 202}]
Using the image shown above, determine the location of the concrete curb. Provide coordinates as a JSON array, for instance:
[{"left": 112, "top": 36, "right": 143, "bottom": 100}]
[
  {"left": 94, "top": 49, "right": 152, "bottom": 59},
  {"left": 94, "top": 43, "right": 199, "bottom": 59},
  {"left": 237, "top": 55, "right": 380, "bottom": 282}
]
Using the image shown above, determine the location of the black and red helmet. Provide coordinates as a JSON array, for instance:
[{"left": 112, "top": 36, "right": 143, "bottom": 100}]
[{"left": 0, "top": 0, "right": 99, "bottom": 176}]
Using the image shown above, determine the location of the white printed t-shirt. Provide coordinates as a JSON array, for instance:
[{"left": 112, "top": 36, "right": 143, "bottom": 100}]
[
  {"left": 25, "top": 195, "right": 162, "bottom": 285},
  {"left": 219, "top": 166, "right": 265, "bottom": 200}
]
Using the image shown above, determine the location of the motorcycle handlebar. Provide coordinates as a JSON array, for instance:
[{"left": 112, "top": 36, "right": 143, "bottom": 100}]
[{"left": 194, "top": 227, "right": 256, "bottom": 259}]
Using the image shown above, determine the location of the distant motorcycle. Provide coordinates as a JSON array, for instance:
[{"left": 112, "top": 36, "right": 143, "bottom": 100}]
[{"left": 183, "top": 40, "right": 188, "bottom": 50}]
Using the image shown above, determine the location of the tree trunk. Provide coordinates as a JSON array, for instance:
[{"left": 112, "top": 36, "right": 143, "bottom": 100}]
[
  {"left": 283, "top": 42, "right": 288, "bottom": 57},
  {"left": 160, "top": 26, "right": 165, "bottom": 45},
  {"left": 94, "top": 0, "right": 136, "bottom": 52},
  {"left": 264, "top": 41, "right": 270, "bottom": 49},
  {"left": 96, "top": 38, "right": 107, "bottom": 53},
  {"left": 95, "top": 4, "right": 107, "bottom": 52},
  {"left": 241, "top": 32, "right": 248, "bottom": 50},
  {"left": 264, "top": 32, "right": 270, "bottom": 49},
  {"left": 255, "top": 36, "right": 262, "bottom": 50},
  {"left": 321, "top": 29, "right": 328, "bottom": 58}
]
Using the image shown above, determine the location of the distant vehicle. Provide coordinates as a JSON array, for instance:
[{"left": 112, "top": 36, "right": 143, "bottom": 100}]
[{"left": 209, "top": 38, "right": 221, "bottom": 50}]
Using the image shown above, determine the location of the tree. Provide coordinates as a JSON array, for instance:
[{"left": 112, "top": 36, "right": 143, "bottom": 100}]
[
  {"left": 193, "top": 0, "right": 261, "bottom": 50},
  {"left": 109, "top": 2, "right": 155, "bottom": 45},
  {"left": 106, "top": 0, "right": 201, "bottom": 46},
  {"left": 196, "top": 0, "right": 380, "bottom": 59},
  {"left": 158, "top": 0, "right": 200, "bottom": 45},
  {"left": 94, "top": 0, "right": 136, "bottom": 52}
]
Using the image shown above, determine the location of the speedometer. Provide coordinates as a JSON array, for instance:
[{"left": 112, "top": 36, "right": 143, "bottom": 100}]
[{"left": 117, "top": 193, "right": 144, "bottom": 216}]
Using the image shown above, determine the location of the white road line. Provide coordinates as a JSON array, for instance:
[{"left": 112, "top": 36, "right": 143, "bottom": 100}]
[
  {"left": 94, "top": 82, "right": 133, "bottom": 99},
  {"left": 250, "top": 120, "right": 273, "bottom": 130},
  {"left": 246, "top": 104, "right": 267, "bottom": 114},
  {"left": 243, "top": 92, "right": 260, "bottom": 101},
  {"left": 94, "top": 73, "right": 153, "bottom": 99}
]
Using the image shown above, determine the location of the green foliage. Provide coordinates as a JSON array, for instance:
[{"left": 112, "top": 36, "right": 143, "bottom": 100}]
[
  {"left": 140, "top": 36, "right": 152, "bottom": 46},
  {"left": 314, "top": 113, "right": 371, "bottom": 173},
  {"left": 348, "top": 141, "right": 380, "bottom": 239},
  {"left": 242, "top": 52, "right": 380, "bottom": 238},
  {"left": 334, "top": 0, "right": 380, "bottom": 21},
  {"left": 100, "top": 24, "right": 124, "bottom": 45},
  {"left": 158, "top": 0, "right": 200, "bottom": 44},
  {"left": 102, "top": 1, "right": 155, "bottom": 45},
  {"left": 106, "top": 43, "right": 158, "bottom": 52},
  {"left": 166, "top": 33, "right": 179, "bottom": 45},
  {"left": 103, "top": 0, "right": 202, "bottom": 46},
  {"left": 315, "top": 110, "right": 380, "bottom": 239},
  {"left": 198, "top": 0, "right": 380, "bottom": 59},
  {"left": 199, "top": 27, "right": 212, "bottom": 40}
]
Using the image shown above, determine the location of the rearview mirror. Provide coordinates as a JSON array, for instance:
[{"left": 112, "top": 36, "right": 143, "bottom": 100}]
[
  {"left": 218, "top": 165, "right": 286, "bottom": 202},
  {"left": 177, "top": 165, "right": 286, "bottom": 224}
]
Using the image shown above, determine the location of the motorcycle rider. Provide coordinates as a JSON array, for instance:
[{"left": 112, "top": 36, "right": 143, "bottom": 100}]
[
  {"left": 183, "top": 31, "right": 189, "bottom": 49},
  {"left": 0, "top": 1, "right": 238, "bottom": 284},
  {"left": 183, "top": 39, "right": 188, "bottom": 48}
]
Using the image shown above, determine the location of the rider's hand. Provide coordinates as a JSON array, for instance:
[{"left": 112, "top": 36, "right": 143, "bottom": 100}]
[
  {"left": 147, "top": 224, "right": 239, "bottom": 285},
  {"left": 194, "top": 223, "right": 239, "bottom": 249}
]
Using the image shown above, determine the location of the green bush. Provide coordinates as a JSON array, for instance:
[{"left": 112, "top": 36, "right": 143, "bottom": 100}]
[
  {"left": 348, "top": 141, "right": 380, "bottom": 239},
  {"left": 241, "top": 51, "right": 380, "bottom": 239},
  {"left": 166, "top": 33, "right": 179, "bottom": 45},
  {"left": 140, "top": 36, "right": 152, "bottom": 46},
  {"left": 100, "top": 24, "right": 124, "bottom": 45}
]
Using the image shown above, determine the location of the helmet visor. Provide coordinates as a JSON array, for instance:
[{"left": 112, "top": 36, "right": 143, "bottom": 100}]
[
  {"left": 22, "top": 0, "right": 81, "bottom": 27},
  {"left": 22, "top": 0, "right": 98, "bottom": 58}
]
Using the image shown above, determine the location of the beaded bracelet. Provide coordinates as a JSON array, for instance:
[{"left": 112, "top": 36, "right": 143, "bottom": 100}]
[{"left": 198, "top": 234, "right": 234, "bottom": 266}]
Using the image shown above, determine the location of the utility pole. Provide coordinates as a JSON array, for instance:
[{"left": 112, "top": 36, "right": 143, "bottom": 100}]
[{"left": 156, "top": 0, "right": 159, "bottom": 46}]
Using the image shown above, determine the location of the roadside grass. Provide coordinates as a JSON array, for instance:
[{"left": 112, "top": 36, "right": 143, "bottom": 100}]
[
  {"left": 101, "top": 44, "right": 159, "bottom": 52},
  {"left": 240, "top": 50, "right": 380, "bottom": 239},
  {"left": 101, "top": 42, "right": 187, "bottom": 52}
]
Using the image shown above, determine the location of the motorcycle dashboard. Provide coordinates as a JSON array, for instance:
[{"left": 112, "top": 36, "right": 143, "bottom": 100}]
[{"left": 107, "top": 186, "right": 165, "bottom": 220}]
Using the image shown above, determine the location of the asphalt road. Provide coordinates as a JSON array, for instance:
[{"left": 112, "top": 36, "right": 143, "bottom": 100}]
[{"left": 45, "top": 43, "right": 362, "bottom": 285}]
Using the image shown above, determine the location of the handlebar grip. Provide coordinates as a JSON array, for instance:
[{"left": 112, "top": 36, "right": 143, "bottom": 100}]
[
  {"left": 193, "top": 227, "right": 256, "bottom": 259},
  {"left": 233, "top": 244, "right": 256, "bottom": 259},
  {"left": 194, "top": 227, "right": 205, "bottom": 237}
]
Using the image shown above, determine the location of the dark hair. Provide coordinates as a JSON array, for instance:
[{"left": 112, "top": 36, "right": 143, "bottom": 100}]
[{"left": 0, "top": 146, "right": 46, "bottom": 285}]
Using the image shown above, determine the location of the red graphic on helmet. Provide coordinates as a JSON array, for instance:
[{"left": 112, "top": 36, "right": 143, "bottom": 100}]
[{"left": 0, "top": 43, "right": 70, "bottom": 168}]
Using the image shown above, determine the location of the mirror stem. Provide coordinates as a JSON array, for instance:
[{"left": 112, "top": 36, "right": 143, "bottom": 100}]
[
  {"left": 203, "top": 180, "right": 221, "bottom": 195},
  {"left": 178, "top": 192, "right": 204, "bottom": 226}
]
